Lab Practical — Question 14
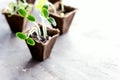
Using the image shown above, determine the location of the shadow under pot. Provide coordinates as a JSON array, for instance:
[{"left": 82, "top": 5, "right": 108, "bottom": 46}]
[
  {"left": 26, "top": 26, "right": 59, "bottom": 61},
  {"left": 49, "top": 2, "right": 77, "bottom": 35},
  {"left": 2, "top": 12, "right": 27, "bottom": 33},
  {"left": 48, "top": 0, "right": 59, "bottom": 4}
]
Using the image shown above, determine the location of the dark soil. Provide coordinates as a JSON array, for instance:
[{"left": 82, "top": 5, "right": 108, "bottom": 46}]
[{"left": 30, "top": 25, "right": 51, "bottom": 43}]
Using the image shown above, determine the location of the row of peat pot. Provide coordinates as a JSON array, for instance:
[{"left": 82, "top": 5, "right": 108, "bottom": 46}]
[{"left": 2, "top": 0, "right": 77, "bottom": 61}]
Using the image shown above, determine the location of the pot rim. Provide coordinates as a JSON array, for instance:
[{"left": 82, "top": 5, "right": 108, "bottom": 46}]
[
  {"left": 2, "top": 9, "right": 24, "bottom": 17},
  {"left": 26, "top": 26, "right": 60, "bottom": 46},
  {"left": 36, "top": 28, "right": 59, "bottom": 46}
]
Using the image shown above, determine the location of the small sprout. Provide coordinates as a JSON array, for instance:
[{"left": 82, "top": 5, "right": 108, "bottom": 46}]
[
  {"left": 42, "top": 7, "right": 49, "bottom": 18},
  {"left": 60, "top": 12, "right": 64, "bottom": 17},
  {"left": 27, "top": 14, "right": 36, "bottom": 22},
  {"left": 48, "top": 17, "right": 57, "bottom": 26},
  {"left": 18, "top": 8, "right": 27, "bottom": 17},
  {"left": 47, "top": 1, "right": 57, "bottom": 14},
  {"left": 16, "top": 32, "right": 27, "bottom": 40},
  {"left": 26, "top": 38, "right": 35, "bottom": 46},
  {"left": 60, "top": 0, "right": 64, "bottom": 12}
]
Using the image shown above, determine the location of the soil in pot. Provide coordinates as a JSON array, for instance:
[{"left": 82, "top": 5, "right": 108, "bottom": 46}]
[
  {"left": 26, "top": 25, "right": 59, "bottom": 61},
  {"left": 49, "top": 2, "right": 77, "bottom": 35}
]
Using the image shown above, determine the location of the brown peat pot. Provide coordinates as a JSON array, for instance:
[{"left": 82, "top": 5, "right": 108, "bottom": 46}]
[
  {"left": 2, "top": 11, "right": 27, "bottom": 33},
  {"left": 2, "top": 6, "right": 33, "bottom": 33},
  {"left": 48, "top": 0, "right": 59, "bottom": 4},
  {"left": 49, "top": 2, "right": 77, "bottom": 35},
  {"left": 26, "top": 27, "right": 59, "bottom": 61}
]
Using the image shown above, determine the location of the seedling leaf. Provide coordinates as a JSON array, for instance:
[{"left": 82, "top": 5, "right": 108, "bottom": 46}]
[
  {"left": 18, "top": 8, "right": 27, "bottom": 17},
  {"left": 27, "top": 38, "right": 35, "bottom": 46},
  {"left": 16, "top": 32, "right": 27, "bottom": 40},
  {"left": 48, "top": 17, "right": 57, "bottom": 26},
  {"left": 43, "top": 5, "right": 48, "bottom": 9},
  {"left": 27, "top": 14, "right": 36, "bottom": 22},
  {"left": 42, "top": 7, "right": 49, "bottom": 18}
]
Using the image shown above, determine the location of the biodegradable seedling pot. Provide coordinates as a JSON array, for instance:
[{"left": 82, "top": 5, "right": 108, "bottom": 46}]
[
  {"left": 48, "top": 0, "right": 59, "bottom": 4},
  {"left": 26, "top": 27, "right": 59, "bottom": 61},
  {"left": 49, "top": 2, "right": 77, "bottom": 35},
  {"left": 2, "top": 11, "right": 27, "bottom": 33},
  {"left": 2, "top": 2, "right": 33, "bottom": 33}
]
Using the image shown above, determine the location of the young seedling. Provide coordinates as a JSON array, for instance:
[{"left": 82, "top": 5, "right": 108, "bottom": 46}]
[
  {"left": 36, "top": 0, "right": 56, "bottom": 38},
  {"left": 47, "top": 0, "right": 65, "bottom": 17},
  {"left": 16, "top": 8, "right": 37, "bottom": 46},
  {"left": 16, "top": 0, "right": 56, "bottom": 46},
  {"left": 47, "top": 1, "right": 57, "bottom": 14},
  {"left": 60, "top": 0, "right": 65, "bottom": 17},
  {"left": 5, "top": 0, "right": 32, "bottom": 17}
]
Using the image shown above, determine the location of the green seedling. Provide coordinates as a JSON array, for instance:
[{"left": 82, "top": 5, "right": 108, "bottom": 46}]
[
  {"left": 16, "top": 0, "right": 57, "bottom": 46},
  {"left": 5, "top": 0, "right": 32, "bottom": 16},
  {"left": 36, "top": 0, "right": 56, "bottom": 38},
  {"left": 60, "top": 0, "right": 64, "bottom": 12},
  {"left": 60, "top": 0, "right": 65, "bottom": 16},
  {"left": 47, "top": 0, "right": 65, "bottom": 17},
  {"left": 16, "top": 8, "right": 40, "bottom": 46},
  {"left": 36, "top": 0, "right": 56, "bottom": 26}
]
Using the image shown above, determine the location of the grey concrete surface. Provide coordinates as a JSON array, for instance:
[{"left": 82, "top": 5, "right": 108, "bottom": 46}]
[{"left": 1, "top": 0, "right": 120, "bottom": 80}]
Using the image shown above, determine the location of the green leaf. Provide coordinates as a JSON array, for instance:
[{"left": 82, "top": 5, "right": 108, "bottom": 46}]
[
  {"left": 43, "top": 5, "right": 48, "bottom": 9},
  {"left": 18, "top": 8, "right": 27, "bottom": 17},
  {"left": 16, "top": 32, "right": 27, "bottom": 40},
  {"left": 27, "top": 38, "right": 35, "bottom": 46},
  {"left": 27, "top": 14, "right": 36, "bottom": 22},
  {"left": 42, "top": 7, "right": 49, "bottom": 18},
  {"left": 48, "top": 17, "right": 57, "bottom": 26}
]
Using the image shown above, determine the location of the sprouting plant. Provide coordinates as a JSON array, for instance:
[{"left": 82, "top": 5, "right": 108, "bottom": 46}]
[
  {"left": 35, "top": 0, "right": 56, "bottom": 38},
  {"left": 16, "top": 0, "right": 57, "bottom": 46},
  {"left": 16, "top": 8, "right": 37, "bottom": 46},
  {"left": 47, "top": 0, "right": 65, "bottom": 17},
  {"left": 46, "top": 1, "right": 57, "bottom": 14},
  {"left": 5, "top": 0, "right": 32, "bottom": 16},
  {"left": 60, "top": 0, "right": 64, "bottom": 12},
  {"left": 60, "top": 0, "right": 65, "bottom": 16}
]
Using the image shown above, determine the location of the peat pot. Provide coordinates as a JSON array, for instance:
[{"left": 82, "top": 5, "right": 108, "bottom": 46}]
[
  {"left": 49, "top": 2, "right": 77, "bottom": 35},
  {"left": 26, "top": 27, "right": 59, "bottom": 61},
  {"left": 2, "top": 11, "right": 27, "bottom": 33}
]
